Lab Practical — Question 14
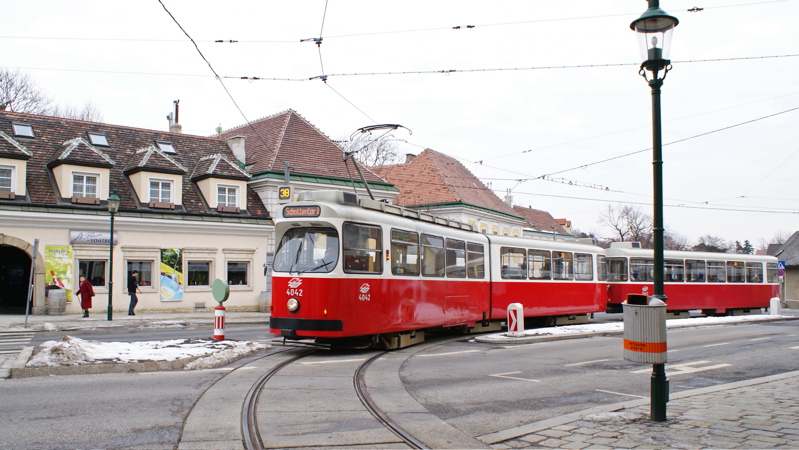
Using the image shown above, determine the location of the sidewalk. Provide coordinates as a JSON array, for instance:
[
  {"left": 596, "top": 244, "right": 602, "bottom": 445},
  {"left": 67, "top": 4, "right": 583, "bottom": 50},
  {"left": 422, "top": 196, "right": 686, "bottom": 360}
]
[{"left": 2, "top": 310, "right": 798, "bottom": 449}]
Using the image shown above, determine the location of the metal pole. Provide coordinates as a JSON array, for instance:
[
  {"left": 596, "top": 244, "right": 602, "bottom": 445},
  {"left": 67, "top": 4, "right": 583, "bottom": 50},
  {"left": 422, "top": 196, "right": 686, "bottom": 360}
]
[
  {"left": 24, "top": 239, "right": 39, "bottom": 328},
  {"left": 649, "top": 76, "right": 669, "bottom": 422},
  {"left": 107, "top": 211, "right": 114, "bottom": 321}
]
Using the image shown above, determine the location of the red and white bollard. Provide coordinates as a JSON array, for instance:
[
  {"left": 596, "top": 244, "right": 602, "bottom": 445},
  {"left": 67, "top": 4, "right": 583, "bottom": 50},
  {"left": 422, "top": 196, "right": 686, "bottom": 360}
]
[
  {"left": 506, "top": 303, "right": 525, "bottom": 337},
  {"left": 214, "top": 304, "right": 226, "bottom": 340}
]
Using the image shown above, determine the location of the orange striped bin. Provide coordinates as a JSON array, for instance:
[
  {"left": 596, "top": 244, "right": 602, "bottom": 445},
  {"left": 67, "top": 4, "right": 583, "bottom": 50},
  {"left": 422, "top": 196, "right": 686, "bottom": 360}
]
[{"left": 623, "top": 298, "right": 667, "bottom": 364}]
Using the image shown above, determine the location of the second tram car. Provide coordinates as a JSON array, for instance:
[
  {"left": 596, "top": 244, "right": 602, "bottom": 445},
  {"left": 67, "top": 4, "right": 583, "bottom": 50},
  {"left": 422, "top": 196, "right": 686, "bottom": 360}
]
[{"left": 605, "top": 242, "right": 780, "bottom": 315}]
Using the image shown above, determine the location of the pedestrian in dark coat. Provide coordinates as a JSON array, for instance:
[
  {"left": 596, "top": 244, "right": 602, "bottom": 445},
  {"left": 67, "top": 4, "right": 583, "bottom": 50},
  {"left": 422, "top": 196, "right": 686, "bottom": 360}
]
[{"left": 76, "top": 274, "right": 94, "bottom": 318}]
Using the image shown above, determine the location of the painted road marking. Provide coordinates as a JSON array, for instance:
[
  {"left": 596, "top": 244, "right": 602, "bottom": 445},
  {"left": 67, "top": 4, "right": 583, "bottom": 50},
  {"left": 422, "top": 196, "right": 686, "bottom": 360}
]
[
  {"left": 418, "top": 350, "right": 481, "bottom": 357},
  {"left": 596, "top": 389, "right": 647, "bottom": 399},
  {"left": 750, "top": 337, "right": 771, "bottom": 341},
  {"left": 702, "top": 343, "right": 730, "bottom": 348},
  {"left": 565, "top": 359, "right": 611, "bottom": 367},
  {"left": 631, "top": 360, "right": 731, "bottom": 375},
  {"left": 790, "top": 346, "right": 799, "bottom": 350},
  {"left": 490, "top": 371, "right": 540, "bottom": 383}
]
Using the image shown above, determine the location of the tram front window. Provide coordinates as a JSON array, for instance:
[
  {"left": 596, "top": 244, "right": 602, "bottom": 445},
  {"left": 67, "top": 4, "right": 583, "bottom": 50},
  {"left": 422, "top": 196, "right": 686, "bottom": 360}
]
[{"left": 273, "top": 227, "right": 339, "bottom": 273}]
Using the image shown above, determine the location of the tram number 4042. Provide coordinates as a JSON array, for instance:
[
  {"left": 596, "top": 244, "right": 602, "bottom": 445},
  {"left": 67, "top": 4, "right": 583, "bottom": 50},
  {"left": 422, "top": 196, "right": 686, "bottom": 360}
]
[
  {"left": 286, "top": 288, "right": 303, "bottom": 297},
  {"left": 358, "top": 293, "right": 371, "bottom": 301}
]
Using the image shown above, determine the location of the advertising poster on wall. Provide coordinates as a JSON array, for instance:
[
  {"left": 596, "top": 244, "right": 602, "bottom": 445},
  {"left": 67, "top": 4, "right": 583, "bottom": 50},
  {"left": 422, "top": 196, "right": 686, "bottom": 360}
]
[
  {"left": 45, "top": 245, "right": 73, "bottom": 302},
  {"left": 160, "top": 248, "right": 184, "bottom": 302}
]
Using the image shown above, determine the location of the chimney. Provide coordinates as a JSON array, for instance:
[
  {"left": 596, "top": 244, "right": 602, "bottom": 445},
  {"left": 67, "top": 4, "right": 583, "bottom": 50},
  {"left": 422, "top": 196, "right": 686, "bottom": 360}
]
[
  {"left": 168, "top": 100, "right": 182, "bottom": 134},
  {"left": 504, "top": 189, "right": 513, "bottom": 207},
  {"left": 226, "top": 136, "right": 246, "bottom": 163},
  {"left": 405, "top": 153, "right": 416, "bottom": 164}
]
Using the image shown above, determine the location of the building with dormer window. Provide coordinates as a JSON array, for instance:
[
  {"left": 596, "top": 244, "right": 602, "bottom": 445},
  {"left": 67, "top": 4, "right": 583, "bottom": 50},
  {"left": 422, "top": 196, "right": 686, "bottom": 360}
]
[{"left": 0, "top": 111, "right": 271, "bottom": 315}]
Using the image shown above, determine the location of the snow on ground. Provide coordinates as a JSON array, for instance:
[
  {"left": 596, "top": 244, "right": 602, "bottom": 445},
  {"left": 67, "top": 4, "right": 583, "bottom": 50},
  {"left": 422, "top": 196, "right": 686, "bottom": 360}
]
[
  {"left": 481, "top": 312, "right": 795, "bottom": 341},
  {"left": 26, "top": 336, "right": 268, "bottom": 369}
]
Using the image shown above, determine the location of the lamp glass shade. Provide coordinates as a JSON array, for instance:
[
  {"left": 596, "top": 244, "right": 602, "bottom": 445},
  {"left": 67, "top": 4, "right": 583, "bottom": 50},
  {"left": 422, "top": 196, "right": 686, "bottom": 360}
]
[
  {"left": 631, "top": 6, "right": 678, "bottom": 63},
  {"left": 108, "top": 190, "right": 121, "bottom": 213}
]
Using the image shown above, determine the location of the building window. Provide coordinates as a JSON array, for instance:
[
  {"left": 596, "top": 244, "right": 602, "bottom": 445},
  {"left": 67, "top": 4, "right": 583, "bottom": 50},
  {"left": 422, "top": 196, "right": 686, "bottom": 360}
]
[
  {"left": 187, "top": 261, "right": 211, "bottom": 286},
  {"left": 156, "top": 141, "right": 176, "bottom": 153},
  {"left": 149, "top": 179, "right": 172, "bottom": 203},
  {"left": 11, "top": 122, "right": 34, "bottom": 138},
  {"left": 217, "top": 185, "right": 237, "bottom": 207},
  {"left": 0, "top": 167, "right": 12, "bottom": 192},
  {"left": 127, "top": 261, "right": 153, "bottom": 287},
  {"left": 78, "top": 260, "right": 107, "bottom": 287},
  {"left": 88, "top": 132, "right": 109, "bottom": 147},
  {"left": 227, "top": 261, "right": 248, "bottom": 286},
  {"left": 73, "top": 173, "right": 99, "bottom": 198}
]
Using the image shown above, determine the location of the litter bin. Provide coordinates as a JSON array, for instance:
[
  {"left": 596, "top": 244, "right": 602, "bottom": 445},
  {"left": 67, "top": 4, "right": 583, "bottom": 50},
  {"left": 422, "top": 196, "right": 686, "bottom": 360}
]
[
  {"left": 623, "top": 296, "right": 667, "bottom": 364},
  {"left": 47, "top": 288, "right": 67, "bottom": 315}
]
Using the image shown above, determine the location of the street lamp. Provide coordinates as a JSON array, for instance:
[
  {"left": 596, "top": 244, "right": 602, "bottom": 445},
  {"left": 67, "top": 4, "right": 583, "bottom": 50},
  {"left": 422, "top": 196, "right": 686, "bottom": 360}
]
[
  {"left": 631, "top": 0, "right": 678, "bottom": 422},
  {"left": 107, "top": 189, "right": 120, "bottom": 321}
]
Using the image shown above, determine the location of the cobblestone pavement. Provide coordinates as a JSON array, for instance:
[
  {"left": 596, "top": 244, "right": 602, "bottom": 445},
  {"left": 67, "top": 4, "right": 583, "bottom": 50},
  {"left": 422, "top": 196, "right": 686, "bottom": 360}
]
[{"left": 485, "top": 371, "right": 799, "bottom": 449}]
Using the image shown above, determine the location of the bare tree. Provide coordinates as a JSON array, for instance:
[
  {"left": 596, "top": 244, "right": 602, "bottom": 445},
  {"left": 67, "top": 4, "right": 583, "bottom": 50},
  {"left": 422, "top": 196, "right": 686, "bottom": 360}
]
[
  {"left": 0, "top": 68, "right": 53, "bottom": 113},
  {"left": 50, "top": 102, "right": 104, "bottom": 122},
  {"left": 598, "top": 204, "right": 653, "bottom": 247},
  {"left": 692, "top": 235, "right": 731, "bottom": 253},
  {"left": 664, "top": 232, "right": 689, "bottom": 251},
  {"left": 342, "top": 133, "right": 404, "bottom": 168}
]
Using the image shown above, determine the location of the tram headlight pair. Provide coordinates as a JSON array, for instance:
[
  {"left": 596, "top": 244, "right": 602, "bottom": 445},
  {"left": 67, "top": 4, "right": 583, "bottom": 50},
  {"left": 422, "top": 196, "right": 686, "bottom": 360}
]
[{"left": 287, "top": 298, "right": 300, "bottom": 312}]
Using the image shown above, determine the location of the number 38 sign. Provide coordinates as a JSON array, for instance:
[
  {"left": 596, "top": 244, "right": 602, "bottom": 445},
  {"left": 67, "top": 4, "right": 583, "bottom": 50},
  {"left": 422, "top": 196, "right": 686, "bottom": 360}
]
[{"left": 278, "top": 186, "right": 293, "bottom": 204}]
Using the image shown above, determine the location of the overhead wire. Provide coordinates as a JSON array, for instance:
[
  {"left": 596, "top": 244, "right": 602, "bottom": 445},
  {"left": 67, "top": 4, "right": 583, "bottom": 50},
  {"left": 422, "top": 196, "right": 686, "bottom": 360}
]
[{"left": 156, "top": 0, "right": 272, "bottom": 150}]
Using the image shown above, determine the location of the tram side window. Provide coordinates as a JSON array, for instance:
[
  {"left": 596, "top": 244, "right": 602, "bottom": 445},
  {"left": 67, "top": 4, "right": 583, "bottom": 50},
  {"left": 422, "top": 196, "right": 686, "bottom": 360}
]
[
  {"left": 685, "top": 260, "right": 706, "bottom": 282},
  {"left": 445, "top": 239, "right": 466, "bottom": 278},
  {"left": 527, "top": 249, "right": 551, "bottom": 280},
  {"left": 746, "top": 262, "right": 763, "bottom": 283},
  {"left": 466, "top": 242, "right": 485, "bottom": 279},
  {"left": 665, "top": 259, "right": 684, "bottom": 282},
  {"left": 727, "top": 261, "right": 746, "bottom": 283},
  {"left": 342, "top": 223, "right": 382, "bottom": 274},
  {"left": 607, "top": 257, "right": 628, "bottom": 281},
  {"left": 630, "top": 258, "right": 653, "bottom": 282},
  {"left": 574, "top": 253, "right": 593, "bottom": 280},
  {"left": 766, "top": 262, "right": 779, "bottom": 283},
  {"left": 597, "top": 255, "right": 607, "bottom": 281},
  {"left": 500, "top": 247, "right": 526, "bottom": 279},
  {"left": 390, "top": 229, "right": 419, "bottom": 276},
  {"left": 707, "top": 261, "right": 725, "bottom": 282},
  {"left": 421, "top": 234, "right": 445, "bottom": 277},
  {"left": 553, "top": 252, "right": 574, "bottom": 280}
]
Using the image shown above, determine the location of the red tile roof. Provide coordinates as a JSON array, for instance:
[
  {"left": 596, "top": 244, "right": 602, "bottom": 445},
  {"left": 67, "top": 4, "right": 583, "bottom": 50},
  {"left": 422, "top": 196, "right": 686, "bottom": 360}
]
[
  {"left": 0, "top": 111, "right": 269, "bottom": 218},
  {"left": 512, "top": 205, "right": 568, "bottom": 234},
  {"left": 373, "top": 149, "right": 518, "bottom": 216},
  {"left": 221, "top": 109, "right": 385, "bottom": 183}
]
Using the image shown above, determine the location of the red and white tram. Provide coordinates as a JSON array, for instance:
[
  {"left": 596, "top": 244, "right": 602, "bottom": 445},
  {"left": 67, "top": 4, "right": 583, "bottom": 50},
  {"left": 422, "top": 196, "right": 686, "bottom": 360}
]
[
  {"left": 604, "top": 242, "right": 780, "bottom": 315},
  {"left": 269, "top": 191, "right": 606, "bottom": 348}
]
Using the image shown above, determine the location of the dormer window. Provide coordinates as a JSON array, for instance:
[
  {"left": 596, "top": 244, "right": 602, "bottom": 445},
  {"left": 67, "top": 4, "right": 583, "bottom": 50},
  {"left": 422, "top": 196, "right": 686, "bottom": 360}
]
[
  {"left": 11, "top": 122, "right": 34, "bottom": 138},
  {"left": 0, "top": 166, "right": 13, "bottom": 199},
  {"left": 88, "top": 132, "right": 109, "bottom": 147},
  {"left": 73, "top": 173, "right": 98, "bottom": 198},
  {"left": 150, "top": 179, "right": 172, "bottom": 202},
  {"left": 218, "top": 185, "right": 238, "bottom": 207},
  {"left": 156, "top": 141, "right": 176, "bottom": 154}
]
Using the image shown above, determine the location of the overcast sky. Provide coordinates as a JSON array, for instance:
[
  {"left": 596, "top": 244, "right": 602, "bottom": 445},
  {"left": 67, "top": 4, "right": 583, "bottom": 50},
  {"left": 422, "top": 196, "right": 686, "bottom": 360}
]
[{"left": 4, "top": 0, "right": 798, "bottom": 248}]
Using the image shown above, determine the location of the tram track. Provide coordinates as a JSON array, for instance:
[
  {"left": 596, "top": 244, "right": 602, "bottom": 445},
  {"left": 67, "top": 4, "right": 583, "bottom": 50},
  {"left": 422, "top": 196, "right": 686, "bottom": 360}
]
[{"left": 240, "top": 347, "right": 432, "bottom": 449}]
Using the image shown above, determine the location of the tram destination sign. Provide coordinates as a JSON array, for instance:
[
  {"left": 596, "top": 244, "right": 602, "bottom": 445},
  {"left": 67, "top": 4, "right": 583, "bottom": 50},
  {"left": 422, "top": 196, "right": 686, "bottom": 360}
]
[{"left": 283, "top": 205, "right": 321, "bottom": 218}]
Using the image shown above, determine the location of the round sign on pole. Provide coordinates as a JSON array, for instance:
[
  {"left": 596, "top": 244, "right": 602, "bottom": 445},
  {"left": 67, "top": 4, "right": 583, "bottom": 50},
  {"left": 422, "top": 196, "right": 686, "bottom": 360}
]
[{"left": 212, "top": 279, "right": 230, "bottom": 305}]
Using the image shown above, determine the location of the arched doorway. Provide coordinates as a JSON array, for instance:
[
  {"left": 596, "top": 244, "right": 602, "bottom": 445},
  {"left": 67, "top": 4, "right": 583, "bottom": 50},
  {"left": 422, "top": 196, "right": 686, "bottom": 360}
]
[{"left": 0, "top": 245, "right": 33, "bottom": 314}]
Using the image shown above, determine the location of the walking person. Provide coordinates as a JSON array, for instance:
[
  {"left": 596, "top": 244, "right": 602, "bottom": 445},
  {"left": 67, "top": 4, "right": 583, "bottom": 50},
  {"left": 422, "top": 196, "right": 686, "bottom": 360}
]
[
  {"left": 76, "top": 274, "right": 95, "bottom": 318},
  {"left": 128, "top": 270, "right": 142, "bottom": 315}
]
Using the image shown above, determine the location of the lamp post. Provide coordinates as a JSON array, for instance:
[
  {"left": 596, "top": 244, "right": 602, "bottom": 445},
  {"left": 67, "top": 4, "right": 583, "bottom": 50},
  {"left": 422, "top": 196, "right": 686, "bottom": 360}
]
[
  {"left": 631, "top": 0, "right": 678, "bottom": 422},
  {"left": 107, "top": 189, "right": 120, "bottom": 321}
]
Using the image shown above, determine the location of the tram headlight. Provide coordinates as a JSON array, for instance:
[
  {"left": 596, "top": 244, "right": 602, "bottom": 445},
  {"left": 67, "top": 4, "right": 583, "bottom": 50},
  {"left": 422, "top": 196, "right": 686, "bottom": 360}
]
[{"left": 287, "top": 298, "right": 300, "bottom": 312}]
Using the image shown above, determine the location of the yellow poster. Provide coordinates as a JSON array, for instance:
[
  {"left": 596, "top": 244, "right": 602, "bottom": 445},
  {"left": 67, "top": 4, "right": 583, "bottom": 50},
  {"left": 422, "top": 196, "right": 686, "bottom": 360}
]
[{"left": 45, "top": 245, "right": 74, "bottom": 302}]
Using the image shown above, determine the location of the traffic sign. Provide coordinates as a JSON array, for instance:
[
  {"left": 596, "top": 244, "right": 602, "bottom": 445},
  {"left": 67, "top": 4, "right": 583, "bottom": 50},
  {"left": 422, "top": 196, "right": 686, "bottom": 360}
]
[{"left": 778, "top": 261, "right": 786, "bottom": 270}]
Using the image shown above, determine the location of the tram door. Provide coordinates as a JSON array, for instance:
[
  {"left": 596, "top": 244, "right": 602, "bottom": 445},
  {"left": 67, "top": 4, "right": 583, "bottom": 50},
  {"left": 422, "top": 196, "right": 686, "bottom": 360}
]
[{"left": 0, "top": 246, "right": 32, "bottom": 314}]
